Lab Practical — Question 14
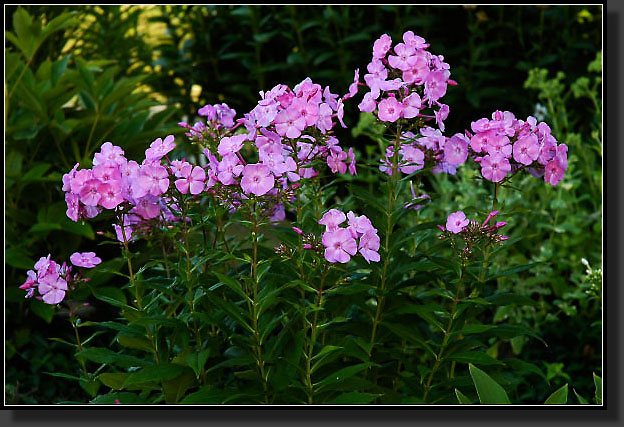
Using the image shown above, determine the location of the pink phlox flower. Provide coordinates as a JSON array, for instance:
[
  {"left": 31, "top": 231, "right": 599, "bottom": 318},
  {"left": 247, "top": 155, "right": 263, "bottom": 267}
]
[
  {"left": 275, "top": 108, "right": 306, "bottom": 139},
  {"left": 373, "top": 33, "right": 392, "bottom": 59},
  {"left": 323, "top": 86, "right": 340, "bottom": 110},
  {"left": 399, "top": 145, "right": 425, "bottom": 174},
  {"left": 97, "top": 181, "right": 124, "bottom": 209},
  {"left": 62, "top": 163, "right": 80, "bottom": 192},
  {"left": 93, "top": 164, "right": 122, "bottom": 186},
  {"left": 377, "top": 97, "right": 403, "bottom": 122},
  {"left": 79, "top": 179, "right": 103, "bottom": 206},
  {"left": 346, "top": 211, "right": 376, "bottom": 237},
  {"left": 344, "top": 69, "right": 360, "bottom": 100},
  {"left": 471, "top": 118, "right": 500, "bottom": 134},
  {"left": 38, "top": 274, "right": 68, "bottom": 305},
  {"left": 175, "top": 166, "right": 206, "bottom": 195},
  {"left": 485, "top": 133, "right": 512, "bottom": 158},
  {"left": 401, "top": 92, "right": 422, "bottom": 119},
  {"left": 217, "top": 154, "right": 244, "bottom": 185},
  {"left": 424, "top": 70, "right": 449, "bottom": 103},
  {"left": 70, "top": 252, "right": 102, "bottom": 268},
  {"left": 93, "top": 142, "right": 125, "bottom": 167},
  {"left": 555, "top": 143, "right": 568, "bottom": 170},
  {"left": 446, "top": 211, "right": 469, "bottom": 234},
  {"left": 512, "top": 134, "right": 540, "bottom": 165},
  {"left": 358, "top": 92, "right": 377, "bottom": 113},
  {"left": 291, "top": 97, "right": 320, "bottom": 128},
  {"left": 70, "top": 169, "right": 94, "bottom": 194},
  {"left": 480, "top": 153, "right": 511, "bottom": 182},
  {"left": 443, "top": 133, "right": 469, "bottom": 166},
  {"left": 218, "top": 134, "right": 247, "bottom": 156},
  {"left": 131, "top": 194, "right": 161, "bottom": 219},
  {"left": 317, "top": 103, "right": 334, "bottom": 133},
  {"left": 481, "top": 210, "right": 499, "bottom": 227},
  {"left": 327, "top": 148, "right": 348, "bottom": 174},
  {"left": 215, "top": 103, "right": 237, "bottom": 128},
  {"left": 170, "top": 160, "right": 192, "bottom": 178},
  {"left": 322, "top": 228, "right": 358, "bottom": 264},
  {"left": 139, "top": 164, "right": 169, "bottom": 196},
  {"left": 145, "top": 135, "right": 176, "bottom": 160},
  {"left": 318, "top": 209, "right": 346, "bottom": 232},
  {"left": 198, "top": 104, "right": 216, "bottom": 120},
  {"left": 65, "top": 192, "right": 80, "bottom": 222},
  {"left": 388, "top": 42, "right": 418, "bottom": 71},
  {"left": 269, "top": 203, "right": 286, "bottom": 223},
  {"left": 358, "top": 230, "right": 381, "bottom": 264},
  {"left": 435, "top": 104, "right": 450, "bottom": 132},
  {"left": 336, "top": 99, "right": 347, "bottom": 128},
  {"left": 402, "top": 31, "right": 429, "bottom": 49},
  {"left": 240, "top": 164, "right": 275, "bottom": 196},
  {"left": 544, "top": 160, "right": 565, "bottom": 185},
  {"left": 347, "top": 147, "right": 357, "bottom": 176}
]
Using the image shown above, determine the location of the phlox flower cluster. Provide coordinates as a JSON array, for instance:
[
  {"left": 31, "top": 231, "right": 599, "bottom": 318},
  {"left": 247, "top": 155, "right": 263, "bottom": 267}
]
[
  {"left": 19, "top": 252, "right": 101, "bottom": 305},
  {"left": 178, "top": 103, "right": 237, "bottom": 144},
  {"left": 354, "top": 31, "right": 455, "bottom": 130},
  {"left": 318, "top": 209, "right": 380, "bottom": 264},
  {"left": 438, "top": 210, "right": 509, "bottom": 262},
  {"left": 379, "top": 127, "right": 469, "bottom": 176},
  {"left": 241, "top": 77, "right": 357, "bottom": 179},
  {"left": 468, "top": 111, "right": 568, "bottom": 185},
  {"left": 62, "top": 137, "right": 190, "bottom": 242}
]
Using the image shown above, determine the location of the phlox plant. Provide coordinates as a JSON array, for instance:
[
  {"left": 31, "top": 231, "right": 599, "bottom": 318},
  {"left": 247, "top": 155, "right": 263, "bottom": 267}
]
[{"left": 17, "top": 30, "right": 578, "bottom": 405}]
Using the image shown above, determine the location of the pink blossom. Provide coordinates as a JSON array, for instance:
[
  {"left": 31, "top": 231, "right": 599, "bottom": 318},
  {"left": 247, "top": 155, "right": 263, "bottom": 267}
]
[
  {"left": 98, "top": 182, "right": 124, "bottom": 209},
  {"left": 446, "top": 211, "right": 469, "bottom": 234},
  {"left": 322, "top": 229, "right": 358, "bottom": 263},
  {"left": 132, "top": 195, "right": 161, "bottom": 219},
  {"left": 399, "top": 145, "right": 425, "bottom": 174},
  {"left": 377, "top": 97, "right": 403, "bottom": 122},
  {"left": 240, "top": 164, "right": 275, "bottom": 196},
  {"left": 38, "top": 274, "right": 67, "bottom": 305},
  {"left": 401, "top": 93, "right": 422, "bottom": 119},
  {"left": 424, "top": 70, "right": 448, "bottom": 103},
  {"left": 348, "top": 147, "right": 357, "bottom": 176},
  {"left": 544, "top": 160, "right": 565, "bottom": 185},
  {"left": 373, "top": 34, "right": 392, "bottom": 59},
  {"left": 480, "top": 154, "right": 511, "bottom": 182},
  {"left": 443, "top": 134, "right": 469, "bottom": 166},
  {"left": 388, "top": 42, "right": 417, "bottom": 71},
  {"left": 218, "top": 134, "right": 247, "bottom": 156},
  {"left": 175, "top": 166, "right": 206, "bottom": 195},
  {"left": 70, "top": 252, "right": 102, "bottom": 268},
  {"left": 145, "top": 135, "right": 176, "bottom": 160},
  {"left": 318, "top": 209, "right": 346, "bottom": 232},
  {"left": 346, "top": 211, "right": 376, "bottom": 237},
  {"left": 139, "top": 165, "right": 169, "bottom": 196},
  {"left": 93, "top": 142, "right": 125, "bottom": 166},
  {"left": 79, "top": 179, "right": 103, "bottom": 206},
  {"left": 358, "top": 231, "right": 381, "bottom": 264},
  {"left": 485, "top": 133, "right": 512, "bottom": 158},
  {"left": 327, "top": 149, "right": 348, "bottom": 174},
  {"left": 512, "top": 134, "right": 540, "bottom": 165},
  {"left": 358, "top": 92, "right": 377, "bottom": 113}
]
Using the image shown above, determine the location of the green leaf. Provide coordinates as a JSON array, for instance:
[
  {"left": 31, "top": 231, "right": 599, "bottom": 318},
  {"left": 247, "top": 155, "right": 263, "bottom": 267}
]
[
  {"left": 77, "top": 347, "right": 148, "bottom": 368},
  {"left": 485, "top": 292, "right": 538, "bottom": 307},
  {"left": 574, "top": 389, "right": 589, "bottom": 404},
  {"left": 544, "top": 383, "right": 568, "bottom": 404},
  {"left": 593, "top": 372, "right": 602, "bottom": 404},
  {"left": 468, "top": 364, "right": 511, "bottom": 404},
  {"left": 455, "top": 388, "right": 473, "bottom": 404},
  {"left": 5, "top": 247, "right": 35, "bottom": 269},
  {"left": 98, "top": 373, "right": 130, "bottom": 390},
  {"left": 30, "top": 299, "right": 55, "bottom": 323},
  {"left": 328, "top": 391, "right": 381, "bottom": 404},
  {"left": 179, "top": 387, "right": 243, "bottom": 404},
  {"left": 21, "top": 163, "right": 51, "bottom": 183},
  {"left": 90, "top": 392, "right": 149, "bottom": 404},
  {"left": 162, "top": 368, "right": 196, "bottom": 404},
  {"left": 124, "top": 363, "right": 186, "bottom": 386},
  {"left": 446, "top": 351, "right": 505, "bottom": 366},
  {"left": 314, "top": 362, "right": 377, "bottom": 391},
  {"left": 117, "top": 334, "right": 153, "bottom": 353},
  {"left": 186, "top": 348, "right": 211, "bottom": 379}
]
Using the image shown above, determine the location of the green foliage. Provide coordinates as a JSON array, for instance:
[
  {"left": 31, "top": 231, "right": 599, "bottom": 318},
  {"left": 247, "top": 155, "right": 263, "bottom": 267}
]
[{"left": 6, "top": 5, "right": 601, "bottom": 406}]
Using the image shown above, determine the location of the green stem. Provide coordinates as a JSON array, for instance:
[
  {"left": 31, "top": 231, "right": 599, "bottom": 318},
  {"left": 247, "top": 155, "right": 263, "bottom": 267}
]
[
  {"left": 422, "top": 265, "right": 466, "bottom": 402},
  {"left": 181, "top": 199, "right": 202, "bottom": 351},
  {"left": 250, "top": 201, "right": 269, "bottom": 403},
  {"left": 305, "top": 263, "right": 329, "bottom": 404},
  {"left": 71, "top": 318, "right": 89, "bottom": 378},
  {"left": 369, "top": 133, "right": 401, "bottom": 362},
  {"left": 119, "top": 214, "right": 160, "bottom": 364}
]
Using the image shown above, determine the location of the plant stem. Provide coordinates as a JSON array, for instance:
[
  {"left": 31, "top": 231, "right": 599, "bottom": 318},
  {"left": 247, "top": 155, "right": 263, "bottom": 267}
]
[
  {"left": 119, "top": 214, "right": 160, "bottom": 364},
  {"left": 368, "top": 132, "right": 401, "bottom": 364},
  {"left": 181, "top": 199, "right": 202, "bottom": 351},
  {"left": 305, "top": 263, "right": 329, "bottom": 404},
  {"left": 250, "top": 201, "right": 269, "bottom": 403},
  {"left": 422, "top": 265, "right": 466, "bottom": 402},
  {"left": 71, "top": 318, "right": 89, "bottom": 378}
]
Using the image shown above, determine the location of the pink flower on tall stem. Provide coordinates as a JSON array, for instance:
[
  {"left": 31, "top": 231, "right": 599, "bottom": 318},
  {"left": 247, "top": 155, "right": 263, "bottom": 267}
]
[
  {"left": 240, "top": 164, "right": 275, "bottom": 196},
  {"left": 322, "top": 229, "right": 358, "bottom": 263}
]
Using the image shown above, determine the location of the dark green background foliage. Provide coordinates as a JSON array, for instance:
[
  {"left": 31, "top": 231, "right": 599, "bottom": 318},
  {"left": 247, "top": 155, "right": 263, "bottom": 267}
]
[{"left": 5, "top": 5, "right": 601, "bottom": 404}]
